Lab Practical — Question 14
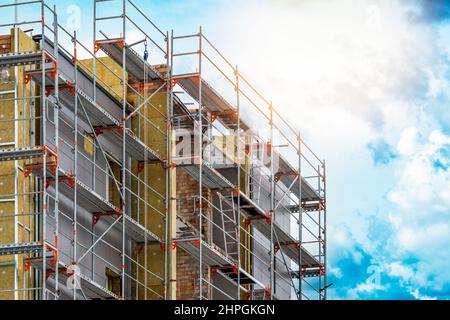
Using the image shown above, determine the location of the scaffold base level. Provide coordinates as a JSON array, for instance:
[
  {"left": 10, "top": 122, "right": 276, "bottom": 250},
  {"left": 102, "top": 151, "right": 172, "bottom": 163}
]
[{"left": 0, "top": 242, "right": 43, "bottom": 256}]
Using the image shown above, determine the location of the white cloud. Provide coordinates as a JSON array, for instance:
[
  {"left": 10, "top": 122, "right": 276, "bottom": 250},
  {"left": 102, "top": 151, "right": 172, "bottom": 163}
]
[
  {"left": 347, "top": 282, "right": 387, "bottom": 300},
  {"left": 194, "top": 0, "right": 450, "bottom": 298},
  {"left": 389, "top": 130, "right": 450, "bottom": 212},
  {"left": 387, "top": 262, "right": 414, "bottom": 280},
  {"left": 410, "top": 288, "right": 437, "bottom": 301},
  {"left": 397, "top": 127, "right": 421, "bottom": 156}
]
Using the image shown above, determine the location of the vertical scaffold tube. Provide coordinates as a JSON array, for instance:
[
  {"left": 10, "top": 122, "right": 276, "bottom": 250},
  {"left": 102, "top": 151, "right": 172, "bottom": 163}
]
[
  {"left": 40, "top": 0, "right": 47, "bottom": 301},
  {"left": 164, "top": 30, "right": 170, "bottom": 301},
  {"left": 298, "top": 132, "right": 303, "bottom": 300},
  {"left": 235, "top": 65, "right": 241, "bottom": 300},
  {"left": 72, "top": 30, "right": 79, "bottom": 301},
  {"left": 121, "top": 0, "right": 127, "bottom": 300},
  {"left": 198, "top": 26, "right": 204, "bottom": 301},
  {"left": 269, "top": 101, "right": 275, "bottom": 300},
  {"left": 53, "top": 5, "right": 60, "bottom": 300}
]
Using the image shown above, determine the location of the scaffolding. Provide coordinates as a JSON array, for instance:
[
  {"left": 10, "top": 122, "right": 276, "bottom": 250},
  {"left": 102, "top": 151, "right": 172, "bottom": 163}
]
[{"left": 0, "top": 0, "right": 327, "bottom": 300}]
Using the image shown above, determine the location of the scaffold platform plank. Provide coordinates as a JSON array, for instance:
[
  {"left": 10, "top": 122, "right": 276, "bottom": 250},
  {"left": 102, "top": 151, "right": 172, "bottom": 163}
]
[
  {"left": 59, "top": 84, "right": 122, "bottom": 128},
  {"left": 251, "top": 217, "right": 320, "bottom": 269},
  {"left": 0, "top": 242, "right": 43, "bottom": 256},
  {"left": 176, "top": 238, "right": 263, "bottom": 288},
  {"left": 24, "top": 257, "right": 120, "bottom": 300},
  {"left": 229, "top": 191, "right": 320, "bottom": 268},
  {"left": 25, "top": 164, "right": 161, "bottom": 244},
  {"left": 25, "top": 64, "right": 125, "bottom": 125},
  {"left": 291, "top": 266, "right": 323, "bottom": 278},
  {"left": 177, "top": 77, "right": 250, "bottom": 130},
  {"left": 177, "top": 239, "right": 232, "bottom": 267},
  {"left": 123, "top": 214, "right": 162, "bottom": 244},
  {"left": 289, "top": 200, "right": 324, "bottom": 213},
  {"left": 236, "top": 191, "right": 266, "bottom": 218},
  {"left": 175, "top": 216, "right": 264, "bottom": 288},
  {"left": 218, "top": 266, "right": 262, "bottom": 286},
  {"left": 26, "top": 62, "right": 161, "bottom": 165},
  {"left": 94, "top": 126, "right": 162, "bottom": 163},
  {"left": 178, "top": 159, "right": 234, "bottom": 190},
  {"left": 0, "top": 51, "right": 44, "bottom": 67},
  {"left": 276, "top": 156, "right": 322, "bottom": 201},
  {"left": 0, "top": 146, "right": 52, "bottom": 162},
  {"left": 95, "top": 38, "right": 163, "bottom": 82}
]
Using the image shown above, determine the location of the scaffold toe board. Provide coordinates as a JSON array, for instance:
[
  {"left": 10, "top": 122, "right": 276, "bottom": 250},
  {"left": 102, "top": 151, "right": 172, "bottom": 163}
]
[
  {"left": 95, "top": 38, "right": 163, "bottom": 82},
  {"left": 0, "top": 242, "right": 43, "bottom": 256}
]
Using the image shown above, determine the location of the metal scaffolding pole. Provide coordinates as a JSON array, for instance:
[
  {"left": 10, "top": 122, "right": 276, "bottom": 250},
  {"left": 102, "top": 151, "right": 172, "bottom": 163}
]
[
  {"left": 169, "top": 28, "right": 175, "bottom": 301},
  {"left": 298, "top": 132, "right": 303, "bottom": 300},
  {"left": 0, "top": 0, "right": 326, "bottom": 301},
  {"left": 198, "top": 25, "right": 204, "bottom": 301},
  {"left": 40, "top": 0, "right": 47, "bottom": 300},
  {"left": 269, "top": 101, "right": 274, "bottom": 300},
  {"left": 121, "top": 0, "right": 127, "bottom": 300},
  {"left": 52, "top": 4, "right": 60, "bottom": 300},
  {"left": 164, "top": 29, "right": 171, "bottom": 301},
  {"left": 323, "top": 161, "right": 327, "bottom": 300},
  {"left": 13, "top": 0, "right": 19, "bottom": 301},
  {"left": 72, "top": 29, "right": 79, "bottom": 301},
  {"left": 235, "top": 64, "right": 241, "bottom": 300}
]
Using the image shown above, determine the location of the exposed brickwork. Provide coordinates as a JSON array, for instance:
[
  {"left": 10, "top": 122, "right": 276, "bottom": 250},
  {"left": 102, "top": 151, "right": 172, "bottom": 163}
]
[
  {"left": 0, "top": 35, "right": 11, "bottom": 54},
  {"left": 176, "top": 169, "right": 212, "bottom": 300}
]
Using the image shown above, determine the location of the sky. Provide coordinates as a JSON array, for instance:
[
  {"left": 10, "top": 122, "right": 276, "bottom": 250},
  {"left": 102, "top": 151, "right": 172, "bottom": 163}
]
[{"left": 6, "top": 0, "right": 450, "bottom": 300}]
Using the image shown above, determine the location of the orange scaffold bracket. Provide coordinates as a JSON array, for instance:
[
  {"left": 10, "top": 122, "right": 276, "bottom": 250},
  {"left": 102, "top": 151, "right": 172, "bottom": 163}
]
[{"left": 94, "top": 38, "right": 124, "bottom": 54}]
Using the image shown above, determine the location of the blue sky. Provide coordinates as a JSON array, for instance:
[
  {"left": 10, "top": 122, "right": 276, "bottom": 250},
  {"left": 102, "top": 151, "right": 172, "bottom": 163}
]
[{"left": 6, "top": 0, "right": 450, "bottom": 299}]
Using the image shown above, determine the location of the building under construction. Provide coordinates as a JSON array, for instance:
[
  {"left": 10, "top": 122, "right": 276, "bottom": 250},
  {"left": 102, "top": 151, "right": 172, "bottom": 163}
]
[{"left": 0, "top": 0, "right": 327, "bottom": 300}]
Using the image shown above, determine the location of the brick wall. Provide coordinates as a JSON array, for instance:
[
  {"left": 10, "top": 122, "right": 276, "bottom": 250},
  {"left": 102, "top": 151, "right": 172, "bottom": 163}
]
[
  {"left": 176, "top": 169, "right": 212, "bottom": 300},
  {"left": 0, "top": 35, "right": 11, "bottom": 54}
]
